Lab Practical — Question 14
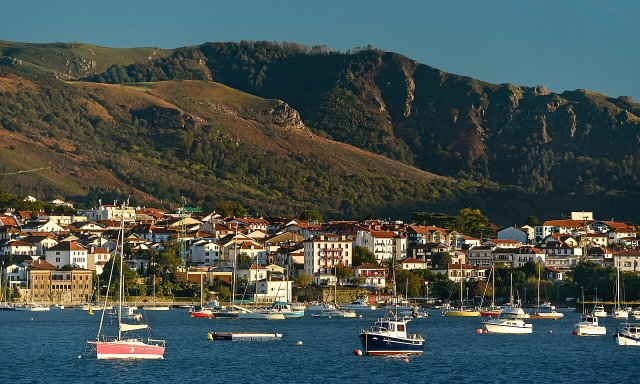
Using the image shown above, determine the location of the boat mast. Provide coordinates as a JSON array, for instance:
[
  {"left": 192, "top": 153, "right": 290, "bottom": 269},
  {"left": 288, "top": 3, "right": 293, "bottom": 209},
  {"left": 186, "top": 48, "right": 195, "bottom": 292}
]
[
  {"left": 537, "top": 264, "right": 541, "bottom": 312},
  {"left": 459, "top": 262, "right": 463, "bottom": 310},
  {"left": 117, "top": 203, "right": 125, "bottom": 341},
  {"left": 232, "top": 226, "right": 237, "bottom": 310},
  {"left": 616, "top": 254, "right": 620, "bottom": 310},
  {"left": 491, "top": 263, "right": 495, "bottom": 307},
  {"left": 509, "top": 273, "right": 513, "bottom": 307}
]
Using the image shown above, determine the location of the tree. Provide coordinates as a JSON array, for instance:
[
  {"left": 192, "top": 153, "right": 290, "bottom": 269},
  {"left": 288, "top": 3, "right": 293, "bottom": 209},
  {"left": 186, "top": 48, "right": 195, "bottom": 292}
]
[
  {"left": 433, "top": 279, "right": 458, "bottom": 300},
  {"left": 352, "top": 246, "right": 377, "bottom": 267},
  {"left": 413, "top": 211, "right": 456, "bottom": 229},
  {"left": 431, "top": 252, "right": 452, "bottom": 270},
  {"left": 335, "top": 265, "right": 353, "bottom": 284},
  {"left": 100, "top": 257, "right": 139, "bottom": 297},
  {"left": 238, "top": 253, "right": 253, "bottom": 265},
  {"left": 295, "top": 273, "right": 312, "bottom": 287},
  {"left": 527, "top": 215, "right": 540, "bottom": 227},
  {"left": 217, "top": 201, "right": 247, "bottom": 217},
  {"left": 156, "top": 241, "right": 183, "bottom": 280},
  {"left": 455, "top": 208, "right": 491, "bottom": 238},
  {"left": 299, "top": 209, "right": 323, "bottom": 223}
]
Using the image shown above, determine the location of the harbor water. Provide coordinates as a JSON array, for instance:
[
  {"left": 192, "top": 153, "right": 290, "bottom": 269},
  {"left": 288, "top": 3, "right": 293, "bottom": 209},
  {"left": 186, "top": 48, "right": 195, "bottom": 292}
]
[{"left": 1, "top": 308, "right": 638, "bottom": 383}]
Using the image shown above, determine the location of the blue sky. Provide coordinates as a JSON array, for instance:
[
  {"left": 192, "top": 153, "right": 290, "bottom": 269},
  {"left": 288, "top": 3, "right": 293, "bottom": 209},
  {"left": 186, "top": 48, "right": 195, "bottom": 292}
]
[{"left": 2, "top": 0, "right": 638, "bottom": 100}]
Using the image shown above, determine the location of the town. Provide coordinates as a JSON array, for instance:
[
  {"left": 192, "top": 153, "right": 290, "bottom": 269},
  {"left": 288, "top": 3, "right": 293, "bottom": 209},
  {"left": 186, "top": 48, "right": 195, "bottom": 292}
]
[{"left": 0, "top": 197, "right": 638, "bottom": 309}]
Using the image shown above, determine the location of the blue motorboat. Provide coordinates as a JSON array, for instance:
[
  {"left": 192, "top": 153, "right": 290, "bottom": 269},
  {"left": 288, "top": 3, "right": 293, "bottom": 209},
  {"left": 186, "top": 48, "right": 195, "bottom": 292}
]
[{"left": 359, "top": 316, "right": 424, "bottom": 355}]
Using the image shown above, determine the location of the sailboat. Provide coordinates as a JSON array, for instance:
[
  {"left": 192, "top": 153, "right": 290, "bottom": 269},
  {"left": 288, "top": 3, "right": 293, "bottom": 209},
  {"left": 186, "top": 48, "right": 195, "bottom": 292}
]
[
  {"left": 612, "top": 255, "right": 628, "bottom": 319},
  {"left": 0, "top": 275, "right": 14, "bottom": 310},
  {"left": 144, "top": 255, "right": 170, "bottom": 311},
  {"left": 190, "top": 272, "right": 215, "bottom": 318},
  {"left": 443, "top": 263, "right": 480, "bottom": 317},
  {"left": 530, "top": 265, "right": 563, "bottom": 319},
  {"left": 574, "top": 287, "right": 606, "bottom": 336},
  {"left": 87, "top": 205, "right": 165, "bottom": 359},
  {"left": 211, "top": 231, "right": 242, "bottom": 319},
  {"left": 237, "top": 254, "right": 285, "bottom": 320},
  {"left": 358, "top": 255, "right": 424, "bottom": 355},
  {"left": 14, "top": 288, "right": 50, "bottom": 312},
  {"left": 310, "top": 265, "right": 357, "bottom": 318},
  {"left": 480, "top": 264, "right": 502, "bottom": 317},
  {"left": 483, "top": 273, "right": 533, "bottom": 334}
]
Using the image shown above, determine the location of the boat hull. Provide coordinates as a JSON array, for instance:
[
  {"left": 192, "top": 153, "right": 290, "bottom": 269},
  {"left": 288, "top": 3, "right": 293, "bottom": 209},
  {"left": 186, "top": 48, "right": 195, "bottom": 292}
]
[
  {"left": 14, "top": 306, "right": 50, "bottom": 312},
  {"left": 529, "top": 312, "right": 564, "bottom": 320},
  {"left": 359, "top": 332, "right": 424, "bottom": 355},
  {"left": 143, "top": 306, "right": 171, "bottom": 311},
  {"left": 574, "top": 325, "right": 606, "bottom": 336},
  {"left": 614, "top": 333, "right": 640, "bottom": 346},
  {"left": 483, "top": 322, "right": 533, "bottom": 334},
  {"left": 237, "top": 312, "right": 285, "bottom": 320},
  {"left": 190, "top": 310, "right": 215, "bottom": 318},
  {"left": 443, "top": 310, "right": 480, "bottom": 317},
  {"left": 480, "top": 310, "right": 501, "bottom": 317},
  {"left": 90, "top": 340, "right": 165, "bottom": 359}
]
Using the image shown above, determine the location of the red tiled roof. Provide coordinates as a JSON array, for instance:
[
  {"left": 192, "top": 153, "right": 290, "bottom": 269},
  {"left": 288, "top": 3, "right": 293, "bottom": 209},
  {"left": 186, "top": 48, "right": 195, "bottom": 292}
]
[
  {"left": 544, "top": 219, "right": 594, "bottom": 227},
  {"left": 370, "top": 230, "right": 398, "bottom": 239},
  {"left": 47, "top": 241, "right": 87, "bottom": 252},
  {"left": 400, "top": 258, "right": 428, "bottom": 264},
  {"left": 356, "top": 263, "right": 385, "bottom": 270}
]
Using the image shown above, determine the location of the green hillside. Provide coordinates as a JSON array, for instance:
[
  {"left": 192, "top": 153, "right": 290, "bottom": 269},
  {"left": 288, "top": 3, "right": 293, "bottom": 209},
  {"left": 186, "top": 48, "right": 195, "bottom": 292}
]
[{"left": 1, "top": 40, "right": 640, "bottom": 223}]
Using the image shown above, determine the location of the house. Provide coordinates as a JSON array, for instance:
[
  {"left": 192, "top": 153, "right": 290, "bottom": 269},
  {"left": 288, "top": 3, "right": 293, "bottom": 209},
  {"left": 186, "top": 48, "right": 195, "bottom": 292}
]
[
  {"left": 408, "top": 242, "right": 448, "bottom": 262},
  {"left": 0, "top": 240, "right": 38, "bottom": 256},
  {"left": 534, "top": 218, "right": 593, "bottom": 241},
  {"left": 303, "top": 234, "right": 353, "bottom": 276},
  {"left": 580, "top": 233, "right": 609, "bottom": 247},
  {"left": 354, "top": 263, "right": 387, "bottom": 288},
  {"left": 255, "top": 279, "right": 292, "bottom": 303},
  {"left": 78, "top": 203, "right": 137, "bottom": 222},
  {"left": 434, "top": 263, "right": 486, "bottom": 282},
  {"left": 87, "top": 246, "right": 112, "bottom": 275},
  {"left": 28, "top": 262, "right": 93, "bottom": 305},
  {"left": 355, "top": 230, "right": 406, "bottom": 262},
  {"left": 188, "top": 239, "right": 220, "bottom": 266},
  {"left": 399, "top": 258, "right": 429, "bottom": 270},
  {"left": 236, "top": 264, "right": 268, "bottom": 283},
  {"left": 513, "top": 246, "right": 545, "bottom": 268},
  {"left": 614, "top": 250, "right": 640, "bottom": 272},
  {"left": 20, "top": 235, "right": 58, "bottom": 255},
  {"left": 44, "top": 241, "right": 89, "bottom": 269},
  {"left": 227, "top": 217, "right": 271, "bottom": 233},
  {"left": 497, "top": 226, "right": 530, "bottom": 244},
  {"left": 483, "top": 239, "right": 521, "bottom": 248},
  {"left": 467, "top": 245, "right": 494, "bottom": 268},
  {"left": 281, "top": 220, "right": 324, "bottom": 240},
  {"left": 608, "top": 227, "right": 637, "bottom": 245},
  {"left": 22, "top": 219, "right": 64, "bottom": 234}
]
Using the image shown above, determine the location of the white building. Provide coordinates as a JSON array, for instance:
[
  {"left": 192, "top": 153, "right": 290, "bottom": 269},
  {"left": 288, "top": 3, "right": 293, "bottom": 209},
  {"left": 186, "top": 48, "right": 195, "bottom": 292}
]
[
  {"left": 236, "top": 264, "right": 268, "bottom": 283},
  {"left": 303, "top": 234, "right": 353, "bottom": 276},
  {"left": 399, "top": 258, "right": 430, "bottom": 270},
  {"left": 255, "top": 279, "right": 292, "bottom": 303},
  {"left": 79, "top": 204, "right": 137, "bottom": 222},
  {"left": 22, "top": 219, "right": 64, "bottom": 234},
  {"left": 188, "top": 239, "right": 220, "bottom": 266},
  {"left": 356, "top": 230, "right": 405, "bottom": 262},
  {"left": 44, "top": 241, "right": 89, "bottom": 269},
  {"left": 354, "top": 263, "right": 387, "bottom": 288}
]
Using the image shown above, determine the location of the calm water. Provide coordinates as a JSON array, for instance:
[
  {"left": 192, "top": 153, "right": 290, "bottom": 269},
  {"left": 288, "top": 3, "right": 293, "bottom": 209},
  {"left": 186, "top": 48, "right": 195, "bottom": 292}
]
[{"left": 1, "top": 308, "right": 638, "bottom": 383}]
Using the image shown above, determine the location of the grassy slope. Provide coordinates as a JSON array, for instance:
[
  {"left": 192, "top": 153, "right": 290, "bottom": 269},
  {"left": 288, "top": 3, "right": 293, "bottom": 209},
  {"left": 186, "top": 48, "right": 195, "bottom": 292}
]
[{"left": 0, "top": 40, "right": 172, "bottom": 78}]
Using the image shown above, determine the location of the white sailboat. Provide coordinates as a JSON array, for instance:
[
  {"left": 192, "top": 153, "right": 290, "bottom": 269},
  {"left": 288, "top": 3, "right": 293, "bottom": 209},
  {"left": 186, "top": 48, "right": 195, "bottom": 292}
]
[
  {"left": 237, "top": 253, "right": 285, "bottom": 320},
  {"left": 530, "top": 266, "right": 563, "bottom": 319},
  {"left": 443, "top": 263, "right": 480, "bottom": 317},
  {"left": 574, "top": 288, "right": 606, "bottom": 336},
  {"left": 87, "top": 204, "right": 165, "bottom": 359},
  {"left": 483, "top": 273, "right": 533, "bottom": 334},
  {"left": 612, "top": 255, "right": 628, "bottom": 319},
  {"left": 311, "top": 266, "right": 357, "bottom": 318}
]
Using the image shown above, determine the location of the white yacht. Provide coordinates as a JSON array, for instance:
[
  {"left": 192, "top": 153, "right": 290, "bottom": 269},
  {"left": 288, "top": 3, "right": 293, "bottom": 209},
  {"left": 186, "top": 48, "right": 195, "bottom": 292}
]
[
  {"left": 629, "top": 308, "right": 640, "bottom": 320},
  {"left": 306, "top": 302, "right": 336, "bottom": 311},
  {"left": 237, "top": 307, "right": 286, "bottom": 320},
  {"left": 573, "top": 315, "right": 606, "bottom": 336},
  {"left": 591, "top": 304, "right": 607, "bottom": 318},
  {"left": 614, "top": 323, "right": 640, "bottom": 346},
  {"left": 14, "top": 303, "right": 50, "bottom": 312},
  {"left": 483, "top": 307, "right": 533, "bottom": 334},
  {"left": 310, "top": 307, "right": 358, "bottom": 318},
  {"left": 340, "top": 298, "right": 376, "bottom": 310}
]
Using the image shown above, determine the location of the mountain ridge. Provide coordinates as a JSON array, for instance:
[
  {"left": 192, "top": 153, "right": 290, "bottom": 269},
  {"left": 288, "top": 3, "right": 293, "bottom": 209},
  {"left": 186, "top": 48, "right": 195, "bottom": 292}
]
[{"left": 1, "top": 40, "right": 639, "bottom": 223}]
